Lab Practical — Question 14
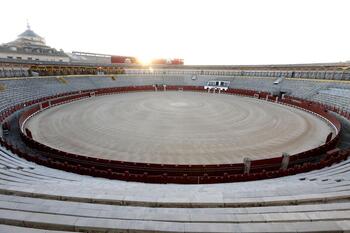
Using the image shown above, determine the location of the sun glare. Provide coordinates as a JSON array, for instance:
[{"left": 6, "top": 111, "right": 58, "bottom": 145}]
[{"left": 137, "top": 56, "right": 153, "bottom": 66}]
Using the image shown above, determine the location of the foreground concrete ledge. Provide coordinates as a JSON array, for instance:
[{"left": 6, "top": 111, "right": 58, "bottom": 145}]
[
  {"left": 0, "top": 210, "right": 350, "bottom": 233},
  {"left": 1, "top": 184, "right": 350, "bottom": 208}
]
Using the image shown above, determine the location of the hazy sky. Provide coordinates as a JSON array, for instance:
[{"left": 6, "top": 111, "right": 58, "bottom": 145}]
[{"left": 0, "top": 0, "right": 349, "bottom": 65}]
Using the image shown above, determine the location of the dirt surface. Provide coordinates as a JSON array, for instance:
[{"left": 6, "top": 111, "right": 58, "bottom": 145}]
[{"left": 25, "top": 91, "right": 334, "bottom": 165}]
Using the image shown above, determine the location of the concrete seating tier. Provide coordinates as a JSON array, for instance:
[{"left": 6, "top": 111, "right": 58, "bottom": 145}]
[
  {"left": 0, "top": 66, "right": 29, "bottom": 78},
  {"left": 311, "top": 88, "right": 350, "bottom": 112},
  {"left": 0, "top": 75, "right": 350, "bottom": 232},
  {"left": 0, "top": 144, "right": 350, "bottom": 232}
]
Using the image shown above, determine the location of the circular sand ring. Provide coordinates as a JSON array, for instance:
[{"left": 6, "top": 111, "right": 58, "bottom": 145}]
[{"left": 24, "top": 91, "right": 335, "bottom": 165}]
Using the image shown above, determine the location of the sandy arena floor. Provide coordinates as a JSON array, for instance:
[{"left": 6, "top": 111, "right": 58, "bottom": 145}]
[{"left": 25, "top": 91, "right": 335, "bottom": 165}]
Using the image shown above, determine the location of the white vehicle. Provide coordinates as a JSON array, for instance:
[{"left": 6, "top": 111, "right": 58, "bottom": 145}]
[
  {"left": 204, "top": 80, "right": 230, "bottom": 91},
  {"left": 274, "top": 77, "right": 284, "bottom": 85}
]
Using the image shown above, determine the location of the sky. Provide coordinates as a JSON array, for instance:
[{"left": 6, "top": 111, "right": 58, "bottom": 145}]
[{"left": 0, "top": 0, "right": 349, "bottom": 65}]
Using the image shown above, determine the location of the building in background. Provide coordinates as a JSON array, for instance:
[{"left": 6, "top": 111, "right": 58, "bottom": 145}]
[
  {"left": 66, "top": 51, "right": 112, "bottom": 64},
  {"left": 111, "top": 55, "right": 138, "bottom": 64},
  {"left": 0, "top": 24, "right": 69, "bottom": 62},
  {"left": 67, "top": 52, "right": 140, "bottom": 65},
  {"left": 150, "top": 58, "right": 184, "bottom": 65},
  {"left": 0, "top": 25, "right": 184, "bottom": 66}
]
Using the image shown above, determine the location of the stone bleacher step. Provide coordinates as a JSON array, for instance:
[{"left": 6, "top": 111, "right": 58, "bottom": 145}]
[
  {"left": 0, "top": 224, "right": 75, "bottom": 233},
  {"left": 0, "top": 208, "right": 349, "bottom": 232},
  {"left": 1, "top": 193, "right": 350, "bottom": 215},
  {"left": 1, "top": 198, "right": 350, "bottom": 223}
]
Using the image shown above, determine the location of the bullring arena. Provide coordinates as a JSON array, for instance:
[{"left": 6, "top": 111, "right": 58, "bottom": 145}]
[
  {"left": 0, "top": 72, "right": 350, "bottom": 232},
  {"left": 1, "top": 3, "right": 350, "bottom": 230},
  {"left": 25, "top": 91, "right": 334, "bottom": 165}
]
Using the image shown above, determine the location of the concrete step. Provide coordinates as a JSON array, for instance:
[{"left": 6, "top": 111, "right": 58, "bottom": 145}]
[
  {"left": 0, "top": 224, "right": 75, "bottom": 233},
  {"left": 0, "top": 208, "right": 350, "bottom": 232}
]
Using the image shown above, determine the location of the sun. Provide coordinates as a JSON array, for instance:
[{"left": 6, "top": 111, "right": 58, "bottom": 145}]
[{"left": 137, "top": 55, "right": 153, "bottom": 66}]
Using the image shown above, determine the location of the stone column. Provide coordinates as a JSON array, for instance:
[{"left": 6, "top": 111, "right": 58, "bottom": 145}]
[
  {"left": 281, "top": 152, "right": 290, "bottom": 170},
  {"left": 243, "top": 158, "right": 251, "bottom": 174}
]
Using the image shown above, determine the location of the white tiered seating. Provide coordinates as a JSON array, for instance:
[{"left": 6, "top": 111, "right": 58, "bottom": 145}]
[{"left": 0, "top": 74, "right": 350, "bottom": 232}]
